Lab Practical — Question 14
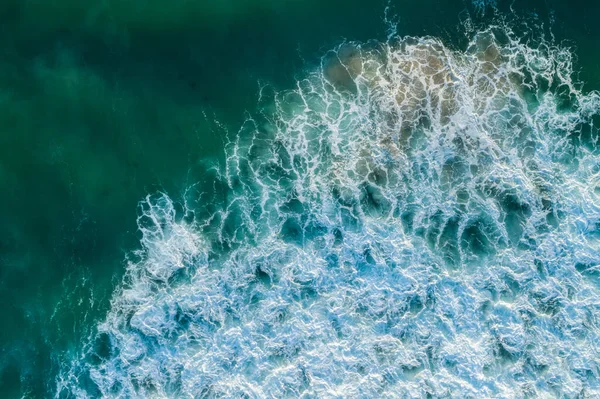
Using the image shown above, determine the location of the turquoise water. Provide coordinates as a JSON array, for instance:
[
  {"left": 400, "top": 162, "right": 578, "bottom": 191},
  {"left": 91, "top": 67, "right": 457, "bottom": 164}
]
[{"left": 1, "top": 0, "right": 600, "bottom": 398}]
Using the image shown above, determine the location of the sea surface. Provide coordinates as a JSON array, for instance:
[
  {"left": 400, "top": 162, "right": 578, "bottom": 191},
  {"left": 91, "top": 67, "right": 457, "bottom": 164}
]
[{"left": 1, "top": 0, "right": 600, "bottom": 398}]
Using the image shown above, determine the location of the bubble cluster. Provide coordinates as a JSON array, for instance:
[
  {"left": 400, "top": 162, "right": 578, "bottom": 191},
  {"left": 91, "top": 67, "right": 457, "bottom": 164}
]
[{"left": 57, "top": 25, "right": 600, "bottom": 398}]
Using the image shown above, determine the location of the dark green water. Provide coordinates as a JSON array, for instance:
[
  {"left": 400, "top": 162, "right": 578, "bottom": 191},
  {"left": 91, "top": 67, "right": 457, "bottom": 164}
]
[{"left": 0, "top": 0, "right": 599, "bottom": 397}]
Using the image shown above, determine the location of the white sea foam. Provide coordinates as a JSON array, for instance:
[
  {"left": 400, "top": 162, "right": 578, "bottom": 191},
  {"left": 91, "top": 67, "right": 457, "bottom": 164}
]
[{"left": 57, "top": 24, "right": 600, "bottom": 398}]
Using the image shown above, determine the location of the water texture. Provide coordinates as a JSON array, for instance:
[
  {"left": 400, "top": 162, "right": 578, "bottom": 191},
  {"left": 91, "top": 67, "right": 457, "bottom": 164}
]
[
  {"left": 2, "top": 1, "right": 600, "bottom": 398},
  {"left": 58, "top": 19, "right": 600, "bottom": 398}
]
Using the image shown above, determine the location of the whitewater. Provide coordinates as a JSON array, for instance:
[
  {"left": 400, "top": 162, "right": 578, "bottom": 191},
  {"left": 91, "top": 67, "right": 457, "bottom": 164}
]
[{"left": 57, "top": 22, "right": 600, "bottom": 398}]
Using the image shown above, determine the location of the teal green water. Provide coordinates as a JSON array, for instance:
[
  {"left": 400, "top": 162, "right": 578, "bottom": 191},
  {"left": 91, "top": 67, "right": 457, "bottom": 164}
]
[{"left": 1, "top": 0, "right": 600, "bottom": 397}]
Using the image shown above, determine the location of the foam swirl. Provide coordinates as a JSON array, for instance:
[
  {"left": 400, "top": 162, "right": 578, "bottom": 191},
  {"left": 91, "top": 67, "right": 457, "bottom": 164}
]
[{"left": 58, "top": 25, "right": 600, "bottom": 398}]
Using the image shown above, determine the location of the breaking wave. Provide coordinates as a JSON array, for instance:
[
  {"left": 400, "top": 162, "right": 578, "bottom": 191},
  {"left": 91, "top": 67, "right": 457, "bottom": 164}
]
[{"left": 57, "top": 23, "right": 600, "bottom": 398}]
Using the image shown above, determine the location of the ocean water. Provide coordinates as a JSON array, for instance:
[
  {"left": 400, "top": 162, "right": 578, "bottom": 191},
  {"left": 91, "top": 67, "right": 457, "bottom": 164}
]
[{"left": 2, "top": 0, "right": 600, "bottom": 398}]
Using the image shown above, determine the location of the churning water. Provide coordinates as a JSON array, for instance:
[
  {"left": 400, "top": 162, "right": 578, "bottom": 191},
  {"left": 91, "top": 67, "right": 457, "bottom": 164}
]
[{"left": 56, "top": 18, "right": 600, "bottom": 399}]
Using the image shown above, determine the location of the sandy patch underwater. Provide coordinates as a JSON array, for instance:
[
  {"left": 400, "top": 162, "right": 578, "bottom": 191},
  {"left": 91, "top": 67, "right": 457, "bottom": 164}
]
[{"left": 56, "top": 18, "right": 600, "bottom": 399}]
